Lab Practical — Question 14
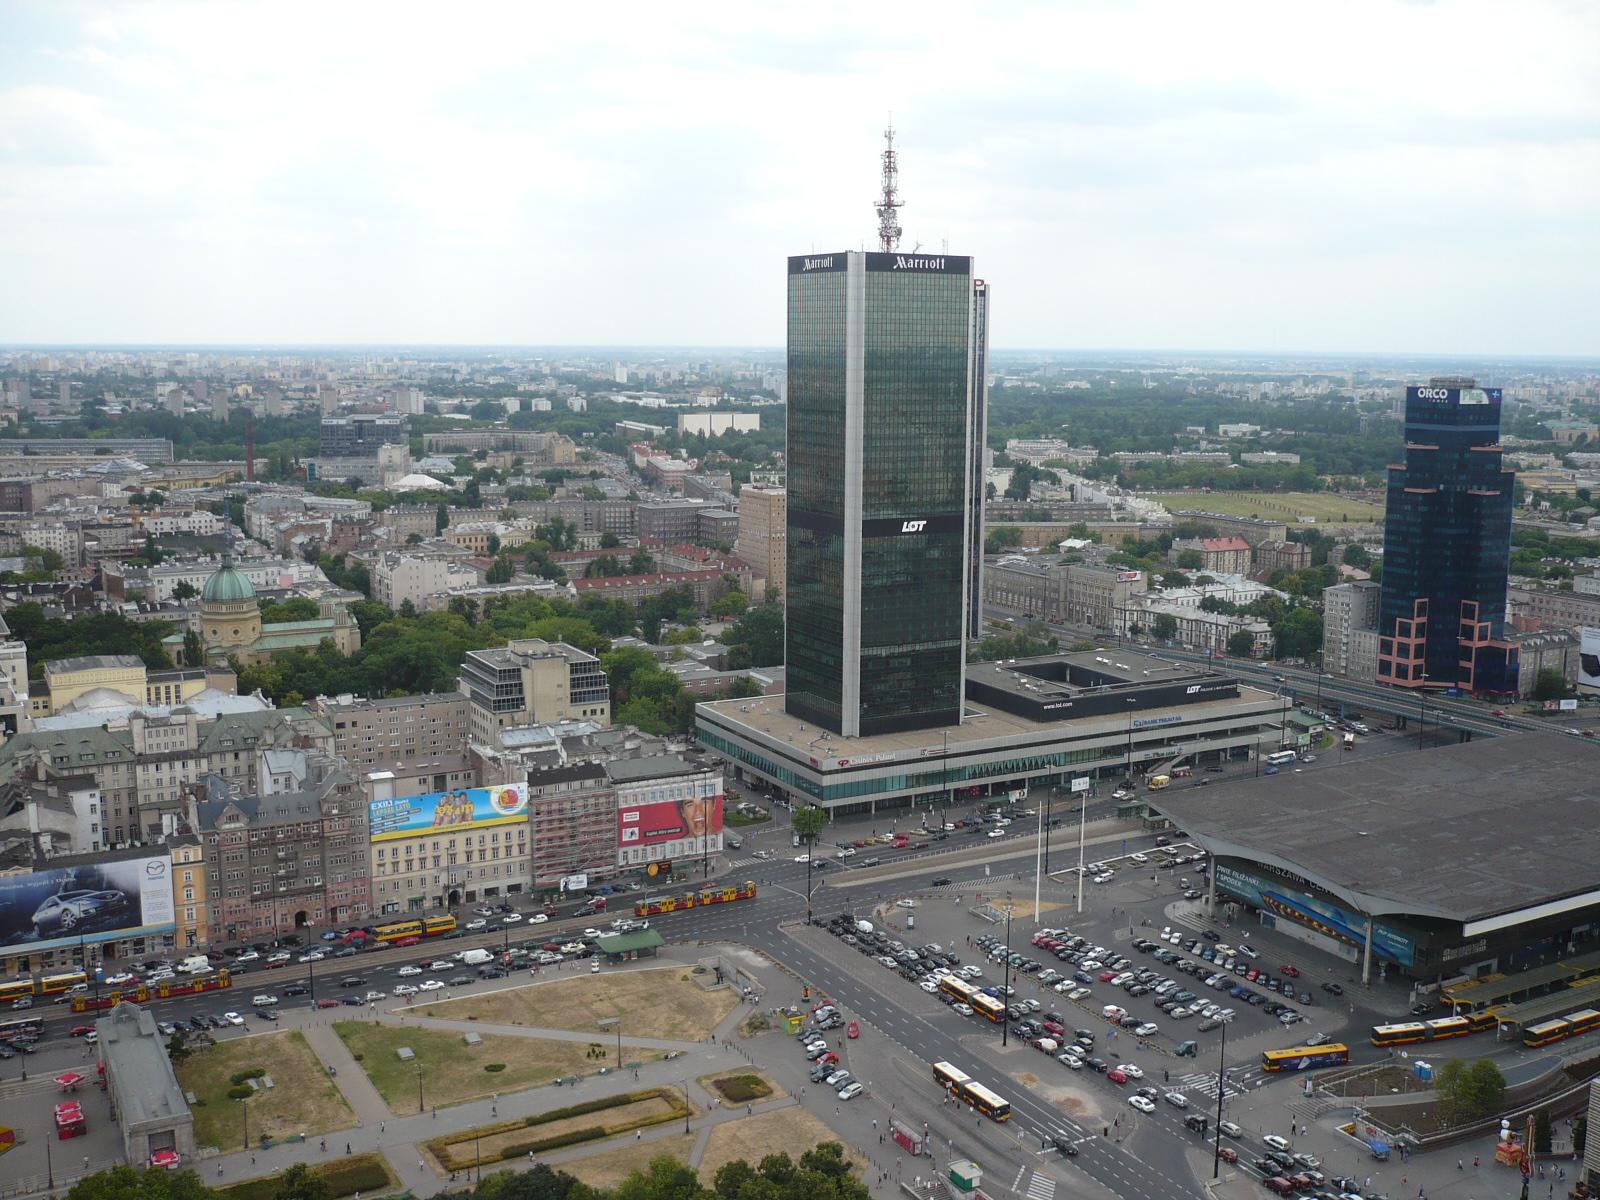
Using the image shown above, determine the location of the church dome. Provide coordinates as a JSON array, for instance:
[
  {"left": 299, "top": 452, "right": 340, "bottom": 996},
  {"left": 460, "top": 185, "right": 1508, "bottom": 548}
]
[{"left": 201, "top": 562, "right": 255, "bottom": 604}]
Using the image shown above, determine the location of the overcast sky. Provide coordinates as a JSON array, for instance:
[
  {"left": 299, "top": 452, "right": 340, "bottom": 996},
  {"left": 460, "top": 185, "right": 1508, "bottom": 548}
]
[{"left": 1, "top": 1, "right": 1596, "bottom": 354}]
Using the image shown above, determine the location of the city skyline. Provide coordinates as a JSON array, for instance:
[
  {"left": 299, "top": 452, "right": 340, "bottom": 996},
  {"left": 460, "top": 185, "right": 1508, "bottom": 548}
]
[{"left": 1, "top": 2, "right": 1596, "bottom": 355}]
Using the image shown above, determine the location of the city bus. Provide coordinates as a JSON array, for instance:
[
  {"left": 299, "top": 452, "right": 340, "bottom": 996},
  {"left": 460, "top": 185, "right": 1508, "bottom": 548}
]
[
  {"left": 939, "top": 976, "right": 980, "bottom": 1005},
  {"left": 1260, "top": 1043, "right": 1350, "bottom": 1072},
  {"left": 1424, "top": 1013, "right": 1497, "bottom": 1040},
  {"left": 422, "top": 914, "right": 457, "bottom": 937},
  {"left": 1369, "top": 1022, "right": 1429, "bottom": 1047},
  {"left": 1265, "top": 751, "right": 1298, "bottom": 767},
  {"left": 39, "top": 970, "right": 88, "bottom": 995},
  {"left": 0, "top": 1015, "right": 44, "bottom": 1042},
  {"left": 1522, "top": 1008, "right": 1600, "bottom": 1048},
  {"left": 954, "top": 1079, "right": 1013, "bottom": 1122},
  {"left": 932, "top": 1061, "right": 970, "bottom": 1092},
  {"left": 0, "top": 978, "right": 33, "bottom": 1005},
  {"left": 372, "top": 919, "right": 425, "bottom": 944},
  {"left": 969, "top": 992, "right": 1008, "bottom": 1023}
]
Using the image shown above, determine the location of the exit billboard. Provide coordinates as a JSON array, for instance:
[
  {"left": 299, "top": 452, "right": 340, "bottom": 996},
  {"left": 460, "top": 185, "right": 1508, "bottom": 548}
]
[{"left": 369, "top": 783, "right": 528, "bottom": 842}]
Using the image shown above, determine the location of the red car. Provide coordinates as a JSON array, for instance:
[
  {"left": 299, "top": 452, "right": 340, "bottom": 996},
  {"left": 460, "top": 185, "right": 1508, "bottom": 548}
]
[
  {"left": 1279, "top": 964, "right": 1301, "bottom": 978},
  {"left": 851, "top": 839, "right": 867, "bottom": 848},
  {"left": 846, "top": 1021, "right": 859, "bottom": 1039},
  {"left": 1098, "top": 970, "right": 1117, "bottom": 982},
  {"left": 315, "top": 998, "right": 340, "bottom": 1009},
  {"left": 1246, "top": 968, "right": 1260, "bottom": 982},
  {"left": 817, "top": 1051, "right": 840, "bottom": 1066},
  {"left": 68, "top": 1024, "right": 93, "bottom": 1037},
  {"left": 1105, "top": 1068, "right": 1128, "bottom": 1085},
  {"left": 1217, "top": 1147, "right": 1238, "bottom": 1164}
]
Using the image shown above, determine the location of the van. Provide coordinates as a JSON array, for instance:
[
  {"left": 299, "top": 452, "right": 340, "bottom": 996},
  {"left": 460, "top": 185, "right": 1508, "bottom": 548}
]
[
  {"left": 1147, "top": 775, "right": 1171, "bottom": 791},
  {"left": 458, "top": 948, "right": 494, "bottom": 967},
  {"left": 179, "top": 955, "right": 212, "bottom": 975},
  {"left": 1174, "top": 1040, "right": 1198, "bottom": 1057}
]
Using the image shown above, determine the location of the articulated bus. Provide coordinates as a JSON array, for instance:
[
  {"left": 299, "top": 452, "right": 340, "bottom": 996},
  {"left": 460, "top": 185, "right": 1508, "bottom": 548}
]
[
  {"left": 1369, "top": 1022, "right": 1430, "bottom": 1047},
  {"left": 969, "top": 993, "right": 1008, "bottom": 1023},
  {"left": 1522, "top": 1008, "right": 1600, "bottom": 1048},
  {"left": 1261, "top": 1043, "right": 1351, "bottom": 1072},
  {"left": 1371, "top": 1014, "right": 1496, "bottom": 1047},
  {"left": 39, "top": 971, "right": 88, "bottom": 995},
  {"left": 939, "top": 977, "right": 979, "bottom": 1004},
  {"left": 372, "top": 919, "right": 426, "bottom": 944},
  {"left": 422, "top": 914, "right": 456, "bottom": 937},
  {"left": 931, "top": 1061, "right": 1012, "bottom": 1122},
  {"left": 0, "top": 978, "right": 33, "bottom": 1005}
]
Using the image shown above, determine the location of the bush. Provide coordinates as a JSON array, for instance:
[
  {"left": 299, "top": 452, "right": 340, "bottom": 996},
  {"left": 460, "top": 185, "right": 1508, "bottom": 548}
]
[
  {"left": 226, "top": 1085, "right": 254, "bottom": 1100},
  {"left": 214, "top": 1153, "right": 390, "bottom": 1200},
  {"left": 228, "top": 1068, "right": 266, "bottom": 1086},
  {"left": 713, "top": 1074, "right": 772, "bottom": 1103},
  {"left": 484, "top": 1063, "right": 506, "bottom": 1073}
]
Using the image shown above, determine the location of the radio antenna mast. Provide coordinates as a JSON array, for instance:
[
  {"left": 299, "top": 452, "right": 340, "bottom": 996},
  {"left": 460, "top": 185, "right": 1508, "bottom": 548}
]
[{"left": 875, "top": 123, "right": 903, "bottom": 252}]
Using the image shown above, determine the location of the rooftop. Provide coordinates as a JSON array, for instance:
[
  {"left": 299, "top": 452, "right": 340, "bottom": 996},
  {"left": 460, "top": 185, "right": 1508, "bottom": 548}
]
[
  {"left": 1151, "top": 734, "right": 1600, "bottom": 930},
  {"left": 605, "top": 753, "right": 702, "bottom": 783},
  {"left": 45, "top": 654, "right": 144, "bottom": 676},
  {"left": 97, "top": 1002, "right": 191, "bottom": 1127}
]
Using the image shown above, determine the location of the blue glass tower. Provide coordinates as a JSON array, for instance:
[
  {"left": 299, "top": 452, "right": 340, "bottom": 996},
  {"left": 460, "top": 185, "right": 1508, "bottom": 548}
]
[{"left": 1376, "top": 377, "right": 1518, "bottom": 694}]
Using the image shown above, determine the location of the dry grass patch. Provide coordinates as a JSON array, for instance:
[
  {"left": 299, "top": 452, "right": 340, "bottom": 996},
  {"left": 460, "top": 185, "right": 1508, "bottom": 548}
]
[
  {"left": 1147, "top": 490, "right": 1385, "bottom": 523},
  {"left": 561, "top": 1135, "right": 698, "bottom": 1190},
  {"left": 177, "top": 1030, "right": 356, "bottom": 1151},
  {"left": 417, "top": 966, "right": 739, "bottom": 1041},
  {"left": 334, "top": 1021, "right": 660, "bottom": 1113},
  {"left": 698, "top": 1108, "right": 867, "bottom": 1182}
]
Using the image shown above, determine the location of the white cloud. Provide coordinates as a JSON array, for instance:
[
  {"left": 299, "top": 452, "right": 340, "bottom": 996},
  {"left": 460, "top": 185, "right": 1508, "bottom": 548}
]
[{"left": 0, "top": 0, "right": 1595, "bottom": 352}]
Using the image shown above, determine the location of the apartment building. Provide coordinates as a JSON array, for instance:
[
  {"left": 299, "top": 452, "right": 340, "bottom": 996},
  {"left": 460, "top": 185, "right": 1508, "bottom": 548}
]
[
  {"left": 370, "top": 552, "right": 480, "bottom": 611},
  {"left": 1252, "top": 539, "right": 1312, "bottom": 574},
  {"left": 366, "top": 771, "right": 526, "bottom": 913},
  {"left": 735, "top": 485, "right": 785, "bottom": 596},
  {"left": 1171, "top": 511, "right": 1290, "bottom": 546},
  {"left": 309, "top": 692, "right": 469, "bottom": 771},
  {"left": 983, "top": 559, "right": 1144, "bottom": 630},
  {"left": 526, "top": 764, "right": 617, "bottom": 889},
  {"left": 1321, "top": 580, "right": 1382, "bottom": 679},
  {"left": 458, "top": 639, "right": 611, "bottom": 747}
]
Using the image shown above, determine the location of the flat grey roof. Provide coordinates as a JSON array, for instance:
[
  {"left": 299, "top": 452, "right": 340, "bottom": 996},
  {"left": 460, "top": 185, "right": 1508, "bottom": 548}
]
[
  {"left": 97, "top": 1003, "right": 190, "bottom": 1126},
  {"left": 1152, "top": 734, "right": 1600, "bottom": 930}
]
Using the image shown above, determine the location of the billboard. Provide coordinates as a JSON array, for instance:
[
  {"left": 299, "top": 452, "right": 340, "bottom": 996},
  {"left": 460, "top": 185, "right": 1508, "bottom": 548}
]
[
  {"left": 1215, "top": 863, "right": 1415, "bottom": 967},
  {"left": 369, "top": 783, "right": 528, "bottom": 843},
  {"left": 1579, "top": 628, "right": 1600, "bottom": 695},
  {"left": 618, "top": 794, "right": 723, "bottom": 854},
  {"left": 0, "top": 855, "right": 175, "bottom": 957}
]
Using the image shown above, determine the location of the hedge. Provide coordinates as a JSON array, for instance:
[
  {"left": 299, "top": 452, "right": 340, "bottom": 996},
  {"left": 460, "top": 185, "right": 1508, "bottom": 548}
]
[
  {"left": 426, "top": 1088, "right": 688, "bottom": 1169},
  {"left": 214, "top": 1154, "right": 391, "bottom": 1200}
]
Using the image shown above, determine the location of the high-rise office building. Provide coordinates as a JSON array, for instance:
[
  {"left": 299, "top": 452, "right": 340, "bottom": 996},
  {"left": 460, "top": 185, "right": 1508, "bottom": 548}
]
[
  {"left": 784, "top": 251, "right": 989, "bottom": 737},
  {"left": 1376, "top": 377, "right": 1518, "bottom": 694}
]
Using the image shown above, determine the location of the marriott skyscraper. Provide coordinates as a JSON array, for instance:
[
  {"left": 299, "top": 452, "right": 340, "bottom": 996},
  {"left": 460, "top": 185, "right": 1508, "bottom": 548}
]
[{"left": 784, "top": 251, "right": 990, "bottom": 738}]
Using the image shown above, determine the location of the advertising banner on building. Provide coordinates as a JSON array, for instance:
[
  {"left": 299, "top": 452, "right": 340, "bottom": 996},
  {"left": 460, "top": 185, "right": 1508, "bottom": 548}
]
[
  {"left": 369, "top": 783, "right": 528, "bottom": 842},
  {"left": 619, "top": 794, "right": 724, "bottom": 851},
  {"left": 1579, "top": 627, "right": 1600, "bottom": 695},
  {"left": 1215, "top": 863, "right": 1415, "bottom": 967},
  {"left": 0, "top": 855, "right": 175, "bottom": 956}
]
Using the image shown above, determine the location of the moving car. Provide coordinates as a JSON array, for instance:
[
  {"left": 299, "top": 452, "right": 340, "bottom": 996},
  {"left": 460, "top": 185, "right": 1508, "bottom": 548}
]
[
  {"left": 1127, "top": 1094, "right": 1155, "bottom": 1113},
  {"left": 418, "top": 979, "right": 446, "bottom": 991}
]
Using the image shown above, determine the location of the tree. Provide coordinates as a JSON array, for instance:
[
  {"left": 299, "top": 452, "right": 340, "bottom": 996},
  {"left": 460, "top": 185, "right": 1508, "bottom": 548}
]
[
  {"left": 406, "top": 532, "right": 424, "bottom": 545},
  {"left": 436, "top": 502, "right": 449, "bottom": 534},
  {"left": 1271, "top": 607, "right": 1324, "bottom": 659},
  {"left": 1226, "top": 629, "right": 1257, "bottom": 659},
  {"left": 259, "top": 597, "right": 321, "bottom": 623},
  {"left": 399, "top": 599, "right": 417, "bottom": 619},
  {"left": 724, "top": 602, "right": 783, "bottom": 668},
  {"left": 1434, "top": 1057, "right": 1505, "bottom": 1125},
  {"left": 486, "top": 532, "right": 501, "bottom": 557},
  {"left": 274, "top": 1164, "right": 332, "bottom": 1200},
  {"left": 585, "top": 554, "right": 626, "bottom": 579},
  {"left": 726, "top": 675, "right": 764, "bottom": 699},
  {"left": 626, "top": 549, "right": 656, "bottom": 575},
  {"left": 182, "top": 629, "right": 205, "bottom": 667},
  {"left": 599, "top": 531, "right": 621, "bottom": 549},
  {"left": 1531, "top": 667, "right": 1571, "bottom": 701},
  {"left": 1534, "top": 1106, "right": 1552, "bottom": 1154},
  {"left": 486, "top": 557, "right": 514, "bottom": 585},
  {"left": 1340, "top": 543, "right": 1371, "bottom": 568},
  {"left": 792, "top": 805, "right": 827, "bottom": 847},
  {"left": 710, "top": 589, "right": 748, "bottom": 618},
  {"left": 172, "top": 580, "right": 199, "bottom": 601},
  {"left": 1151, "top": 613, "right": 1178, "bottom": 640},
  {"left": 66, "top": 1165, "right": 212, "bottom": 1200},
  {"left": 984, "top": 525, "right": 1024, "bottom": 555},
  {"left": 1175, "top": 549, "right": 1204, "bottom": 570}
]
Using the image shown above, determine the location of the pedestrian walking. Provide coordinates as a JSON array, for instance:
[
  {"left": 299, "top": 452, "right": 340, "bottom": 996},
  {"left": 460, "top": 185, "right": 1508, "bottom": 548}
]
[
  {"left": 636, "top": 1130, "right": 642, "bottom": 1141},
  {"left": 1474, "top": 1154, "right": 1479, "bottom": 1168},
  {"left": 380, "top": 1122, "right": 385, "bottom": 1134},
  {"left": 320, "top": 1139, "right": 327, "bottom": 1152}
]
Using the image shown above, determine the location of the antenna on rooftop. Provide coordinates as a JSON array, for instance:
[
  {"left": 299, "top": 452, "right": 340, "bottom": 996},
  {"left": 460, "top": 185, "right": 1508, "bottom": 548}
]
[{"left": 875, "top": 122, "right": 904, "bottom": 252}]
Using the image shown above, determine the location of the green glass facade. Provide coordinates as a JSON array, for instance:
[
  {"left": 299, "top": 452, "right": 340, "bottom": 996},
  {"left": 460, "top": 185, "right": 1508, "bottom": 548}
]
[{"left": 785, "top": 251, "right": 982, "bottom": 738}]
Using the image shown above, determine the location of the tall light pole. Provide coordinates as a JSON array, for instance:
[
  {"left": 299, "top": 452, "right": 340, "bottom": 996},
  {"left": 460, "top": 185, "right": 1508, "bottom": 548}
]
[
  {"left": 1001, "top": 892, "right": 1014, "bottom": 1048},
  {"left": 1125, "top": 698, "right": 1137, "bottom": 782},
  {"left": 416, "top": 1062, "right": 424, "bottom": 1115},
  {"left": 1075, "top": 777, "right": 1089, "bottom": 915},
  {"left": 1211, "top": 1016, "right": 1229, "bottom": 1179}
]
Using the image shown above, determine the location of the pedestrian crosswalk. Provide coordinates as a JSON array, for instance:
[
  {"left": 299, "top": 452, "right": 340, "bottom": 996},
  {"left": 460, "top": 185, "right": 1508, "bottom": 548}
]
[
  {"left": 1024, "top": 1171, "right": 1057, "bottom": 1200},
  {"left": 1173, "top": 1069, "right": 1252, "bottom": 1101}
]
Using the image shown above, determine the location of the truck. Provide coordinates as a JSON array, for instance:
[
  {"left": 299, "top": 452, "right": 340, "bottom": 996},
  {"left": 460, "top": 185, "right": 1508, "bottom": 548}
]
[
  {"left": 1147, "top": 775, "right": 1171, "bottom": 791},
  {"left": 1342, "top": 732, "right": 1356, "bottom": 750},
  {"left": 458, "top": 948, "right": 494, "bottom": 967}
]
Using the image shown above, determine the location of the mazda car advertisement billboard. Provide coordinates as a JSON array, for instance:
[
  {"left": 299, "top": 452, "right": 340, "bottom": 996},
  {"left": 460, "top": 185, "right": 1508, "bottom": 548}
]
[
  {"left": 0, "top": 855, "right": 175, "bottom": 956},
  {"left": 369, "top": 782, "right": 529, "bottom": 842}
]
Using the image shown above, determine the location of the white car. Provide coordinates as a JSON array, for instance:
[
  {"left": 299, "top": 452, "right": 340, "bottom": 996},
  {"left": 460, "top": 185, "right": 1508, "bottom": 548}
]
[
  {"left": 428, "top": 960, "right": 451, "bottom": 970},
  {"left": 1121, "top": 1063, "right": 1144, "bottom": 1079},
  {"left": 1102, "top": 1005, "right": 1127, "bottom": 1020},
  {"left": 987, "top": 829, "right": 1005, "bottom": 838},
  {"left": 147, "top": 970, "right": 175, "bottom": 983},
  {"left": 105, "top": 972, "right": 137, "bottom": 985},
  {"left": 221, "top": 1012, "right": 245, "bottom": 1026},
  {"left": 234, "top": 951, "right": 259, "bottom": 964},
  {"left": 501, "top": 913, "right": 523, "bottom": 924},
  {"left": 474, "top": 905, "right": 495, "bottom": 916},
  {"left": 418, "top": 980, "right": 446, "bottom": 992},
  {"left": 837, "top": 1081, "right": 863, "bottom": 1100},
  {"left": 466, "top": 919, "right": 488, "bottom": 931},
  {"left": 1128, "top": 1095, "right": 1155, "bottom": 1113},
  {"left": 397, "top": 965, "right": 422, "bottom": 977},
  {"left": 392, "top": 984, "right": 417, "bottom": 996},
  {"left": 920, "top": 980, "right": 939, "bottom": 993},
  {"left": 1068, "top": 987, "right": 1090, "bottom": 1001},
  {"left": 958, "top": 965, "right": 983, "bottom": 980},
  {"left": 1262, "top": 1135, "right": 1290, "bottom": 1152},
  {"left": 267, "top": 951, "right": 291, "bottom": 965},
  {"left": 1134, "top": 1022, "right": 1159, "bottom": 1037},
  {"left": 837, "top": 847, "right": 856, "bottom": 858},
  {"left": 794, "top": 854, "right": 811, "bottom": 863},
  {"left": 952, "top": 1003, "right": 973, "bottom": 1016},
  {"left": 528, "top": 913, "right": 549, "bottom": 924},
  {"left": 583, "top": 928, "right": 603, "bottom": 940},
  {"left": 1163, "top": 1092, "right": 1189, "bottom": 1109},
  {"left": 1057, "top": 1053, "right": 1083, "bottom": 1069},
  {"left": 251, "top": 994, "right": 278, "bottom": 1007},
  {"left": 298, "top": 950, "right": 325, "bottom": 963},
  {"left": 364, "top": 990, "right": 387, "bottom": 1001},
  {"left": 1129, "top": 853, "right": 1149, "bottom": 864}
]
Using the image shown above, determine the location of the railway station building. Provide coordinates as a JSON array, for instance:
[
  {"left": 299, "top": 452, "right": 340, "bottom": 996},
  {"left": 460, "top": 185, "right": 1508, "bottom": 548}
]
[{"left": 1152, "top": 735, "right": 1600, "bottom": 989}]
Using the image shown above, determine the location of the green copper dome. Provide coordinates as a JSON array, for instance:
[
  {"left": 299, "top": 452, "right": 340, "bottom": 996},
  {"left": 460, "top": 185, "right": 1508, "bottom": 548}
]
[{"left": 201, "top": 561, "right": 255, "bottom": 603}]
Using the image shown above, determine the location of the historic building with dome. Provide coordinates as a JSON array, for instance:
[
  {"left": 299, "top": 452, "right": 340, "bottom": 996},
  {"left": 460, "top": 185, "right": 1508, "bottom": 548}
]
[{"left": 187, "top": 557, "right": 361, "bottom": 667}]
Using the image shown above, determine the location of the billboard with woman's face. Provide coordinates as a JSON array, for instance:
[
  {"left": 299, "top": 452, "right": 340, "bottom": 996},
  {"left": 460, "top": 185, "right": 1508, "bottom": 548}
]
[{"left": 619, "top": 792, "right": 724, "bottom": 849}]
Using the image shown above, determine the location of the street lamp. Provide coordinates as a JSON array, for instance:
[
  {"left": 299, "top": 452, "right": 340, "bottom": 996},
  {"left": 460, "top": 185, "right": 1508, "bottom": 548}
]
[
  {"left": 1125, "top": 698, "right": 1138, "bottom": 782},
  {"left": 237, "top": 1093, "right": 250, "bottom": 1151},
  {"left": 1211, "top": 1016, "right": 1229, "bottom": 1179},
  {"left": 679, "top": 1080, "right": 691, "bottom": 1133},
  {"left": 598, "top": 1017, "right": 622, "bottom": 1071},
  {"left": 416, "top": 1062, "right": 424, "bottom": 1115},
  {"left": 1001, "top": 892, "right": 1014, "bottom": 1048}
]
